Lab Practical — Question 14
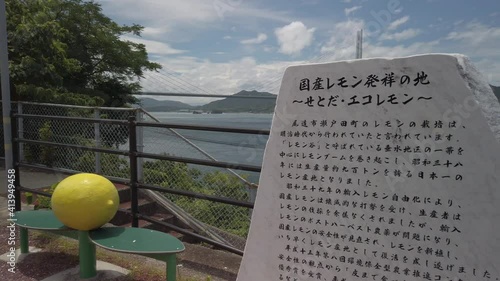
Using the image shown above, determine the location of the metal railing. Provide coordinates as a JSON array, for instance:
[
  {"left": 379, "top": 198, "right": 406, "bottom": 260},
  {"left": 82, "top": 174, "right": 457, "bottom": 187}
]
[{"left": 11, "top": 108, "right": 270, "bottom": 255}]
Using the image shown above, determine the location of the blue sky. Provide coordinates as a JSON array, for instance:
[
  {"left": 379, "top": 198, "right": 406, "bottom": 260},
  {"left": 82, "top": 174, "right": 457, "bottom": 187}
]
[{"left": 98, "top": 0, "right": 500, "bottom": 102}]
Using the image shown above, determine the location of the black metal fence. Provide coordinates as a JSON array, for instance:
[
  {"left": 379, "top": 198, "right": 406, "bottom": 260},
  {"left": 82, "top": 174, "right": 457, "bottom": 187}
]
[{"left": 11, "top": 110, "right": 270, "bottom": 255}]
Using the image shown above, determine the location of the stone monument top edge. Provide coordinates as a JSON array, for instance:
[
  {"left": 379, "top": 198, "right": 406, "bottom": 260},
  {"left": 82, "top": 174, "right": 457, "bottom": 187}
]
[
  {"left": 278, "top": 53, "right": 500, "bottom": 142},
  {"left": 285, "top": 53, "right": 461, "bottom": 67}
]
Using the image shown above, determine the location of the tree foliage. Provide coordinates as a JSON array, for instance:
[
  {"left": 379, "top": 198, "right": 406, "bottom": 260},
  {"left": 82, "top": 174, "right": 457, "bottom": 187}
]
[
  {"left": 3, "top": 0, "right": 159, "bottom": 158},
  {"left": 7, "top": 0, "right": 80, "bottom": 90},
  {"left": 5, "top": 0, "right": 160, "bottom": 106}
]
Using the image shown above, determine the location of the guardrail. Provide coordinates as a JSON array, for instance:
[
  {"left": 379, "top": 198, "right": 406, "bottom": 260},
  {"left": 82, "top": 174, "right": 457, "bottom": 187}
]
[{"left": 11, "top": 110, "right": 270, "bottom": 255}]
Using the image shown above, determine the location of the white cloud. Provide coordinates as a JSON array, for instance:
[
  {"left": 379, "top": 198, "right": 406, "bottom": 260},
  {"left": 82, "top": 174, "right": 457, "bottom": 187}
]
[
  {"left": 223, "top": 35, "right": 232, "bottom": 40},
  {"left": 446, "top": 21, "right": 500, "bottom": 46},
  {"left": 443, "top": 22, "right": 500, "bottom": 85},
  {"left": 263, "top": 46, "right": 275, "bottom": 52},
  {"left": 475, "top": 59, "right": 500, "bottom": 86},
  {"left": 341, "top": 0, "right": 352, "bottom": 3},
  {"left": 121, "top": 36, "right": 186, "bottom": 55},
  {"left": 320, "top": 19, "right": 364, "bottom": 58},
  {"left": 228, "top": 6, "right": 293, "bottom": 23},
  {"left": 344, "top": 6, "right": 362, "bottom": 16},
  {"left": 275, "top": 21, "right": 315, "bottom": 55},
  {"left": 100, "top": 0, "right": 293, "bottom": 40},
  {"left": 379, "top": 28, "right": 421, "bottom": 41},
  {"left": 241, "top": 33, "right": 268, "bottom": 44},
  {"left": 363, "top": 40, "right": 440, "bottom": 58},
  {"left": 138, "top": 19, "right": 500, "bottom": 99},
  {"left": 387, "top": 16, "right": 410, "bottom": 30},
  {"left": 320, "top": 19, "right": 435, "bottom": 62},
  {"left": 142, "top": 27, "right": 170, "bottom": 37},
  {"left": 138, "top": 30, "right": 500, "bottom": 101},
  {"left": 100, "top": 0, "right": 220, "bottom": 25},
  {"left": 365, "top": 22, "right": 500, "bottom": 85},
  {"left": 140, "top": 56, "right": 304, "bottom": 100}
]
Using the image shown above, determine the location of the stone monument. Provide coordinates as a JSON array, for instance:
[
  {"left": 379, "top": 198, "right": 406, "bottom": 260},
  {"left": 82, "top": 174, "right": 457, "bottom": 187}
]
[{"left": 237, "top": 54, "right": 500, "bottom": 281}]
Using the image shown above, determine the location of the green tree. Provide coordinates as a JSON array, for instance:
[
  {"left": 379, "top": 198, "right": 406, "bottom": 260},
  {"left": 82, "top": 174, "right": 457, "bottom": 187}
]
[
  {"left": 143, "top": 158, "right": 202, "bottom": 191},
  {"left": 5, "top": 0, "right": 160, "bottom": 106},
  {"left": 130, "top": 158, "right": 251, "bottom": 237},
  {"left": 47, "top": 0, "right": 159, "bottom": 107},
  {"left": 4, "top": 0, "right": 160, "bottom": 157},
  {"left": 7, "top": 0, "right": 81, "bottom": 90},
  {"left": 173, "top": 171, "right": 251, "bottom": 236},
  {"left": 74, "top": 150, "right": 130, "bottom": 178}
]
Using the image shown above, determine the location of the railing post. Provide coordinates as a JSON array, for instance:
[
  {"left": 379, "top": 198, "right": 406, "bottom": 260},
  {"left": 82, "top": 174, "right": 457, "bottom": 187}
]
[
  {"left": 136, "top": 110, "right": 144, "bottom": 182},
  {"left": 129, "top": 115, "right": 138, "bottom": 227},
  {"left": 0, "top": 0, "right": 13, "bottom": 195},
  {"left": 11, "top": 109, "right": 21, "bottom": 211},
  {"left": 94, "top": 108, "right": 101, "bottom": 174},
  {"left": 17, "top": 102, "right": 24, "bottom": 162}
]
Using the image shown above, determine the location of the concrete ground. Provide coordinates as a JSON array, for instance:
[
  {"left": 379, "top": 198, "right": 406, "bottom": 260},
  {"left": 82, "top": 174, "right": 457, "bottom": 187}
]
[
  {"left": 0, "top": 165, "right": 66, "bottom": 219},
  {"left": 0, "top": 166, "right": 66, "bottom": 192}
]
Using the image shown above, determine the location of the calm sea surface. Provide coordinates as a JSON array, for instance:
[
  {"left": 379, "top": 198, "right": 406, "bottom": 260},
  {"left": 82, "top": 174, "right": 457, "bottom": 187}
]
[{"left": 141, "top": 112, "right": 273, "bottom": 183}]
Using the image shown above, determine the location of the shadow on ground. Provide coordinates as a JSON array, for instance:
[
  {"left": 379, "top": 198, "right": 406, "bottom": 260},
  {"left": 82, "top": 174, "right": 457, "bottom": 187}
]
[
  {"left": 181, "top": 260, "right": 238, "bottom": 281},
  {"left": 15, "top": 252, "right": 79, "bottom": 280}
]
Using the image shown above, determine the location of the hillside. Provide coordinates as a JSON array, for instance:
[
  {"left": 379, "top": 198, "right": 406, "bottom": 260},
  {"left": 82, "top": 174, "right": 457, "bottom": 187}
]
[
  {"left": 199, "top": 90, "right": 277, "bottom": 113},
  {"left": 139, "top": 97, "right": 193, "bottom": 112},
  {"left": 138, "top": 85, "right": 497, "bottom": 113},
  {"left": 491, "top": 85, "right": 500, "bottom": 102}
]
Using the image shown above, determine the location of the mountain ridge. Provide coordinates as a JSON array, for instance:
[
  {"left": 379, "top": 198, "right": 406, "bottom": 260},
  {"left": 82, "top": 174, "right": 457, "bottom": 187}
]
[
  {"left": 138, "top": 97, "right": 194, "bottom": 112},
  {"left": 138, "top": 86, "right": 499, "bottom": 113},
  {"left": 139, "top": 90, "right": 276, "bottom": 113},
  {"left": 199, "top": 90, "right": 276, "bottom": 113}
]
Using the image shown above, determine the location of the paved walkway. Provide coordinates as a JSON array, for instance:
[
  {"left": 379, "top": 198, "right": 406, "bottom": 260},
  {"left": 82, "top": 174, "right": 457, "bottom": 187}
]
[
  {"left": 0, "top": 167, "right": 66, "bottom": 192},
  {"left": 0, "top": 166, "right": 65, "bottom": 216}
]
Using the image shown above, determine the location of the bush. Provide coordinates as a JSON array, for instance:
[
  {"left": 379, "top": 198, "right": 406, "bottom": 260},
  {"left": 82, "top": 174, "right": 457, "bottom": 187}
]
[
  {"left": 106, "top": 156, "right": 252, "bottom": 237},
  {"left": 33, "top": 181, "right": 60, "bottom": 210},
  {"left": 159, "top": 170, "right": 251, "bottom": 237},
  {"left": 39, "top": 121, "right": 55, "bottom": 166},
  {"left": 75, "top": 149, "right": 129, "bottom": 178}
]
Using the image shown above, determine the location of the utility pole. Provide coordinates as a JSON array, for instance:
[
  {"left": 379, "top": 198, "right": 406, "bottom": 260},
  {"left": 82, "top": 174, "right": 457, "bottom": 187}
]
[
  {"left": 355, "top": 29, "right": 363, "bottom": 59},
  {"left": 0, "top": 0, "right": 12, "bottom": 195}
]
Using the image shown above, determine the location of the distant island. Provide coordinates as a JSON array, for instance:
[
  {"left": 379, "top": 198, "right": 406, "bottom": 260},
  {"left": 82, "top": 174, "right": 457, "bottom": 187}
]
[
  {"left": 138, "top": 98, "right": 195, "bottom": 112},
  {"left": 139, "top": 90, "right": 277, "bottom": 113},
  {"left": 139, "top": 86, "right": 500, "bottom": 113}
]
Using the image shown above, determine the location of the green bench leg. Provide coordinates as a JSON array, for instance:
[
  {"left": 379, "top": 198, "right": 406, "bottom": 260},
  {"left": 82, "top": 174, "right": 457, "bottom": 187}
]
[
  {"left": 20, "top": 227, "right": 29, "bottom": 254},
  {"left": 166, "top": 254, "right": 177, "bottom": 281},
  {"left": 78, "top": 231, "right": 96, "bottom": 279}
]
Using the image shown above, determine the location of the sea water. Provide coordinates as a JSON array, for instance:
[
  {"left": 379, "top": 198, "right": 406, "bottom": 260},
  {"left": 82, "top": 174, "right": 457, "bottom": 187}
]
[{"left": 141, "top": 112, "right": 272, "bottom": 184}]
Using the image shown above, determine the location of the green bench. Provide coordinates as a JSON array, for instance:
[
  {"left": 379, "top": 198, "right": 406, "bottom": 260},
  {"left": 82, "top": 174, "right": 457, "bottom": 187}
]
[{"left": 14, "top": 210, "right": 185, "bottom": 280}]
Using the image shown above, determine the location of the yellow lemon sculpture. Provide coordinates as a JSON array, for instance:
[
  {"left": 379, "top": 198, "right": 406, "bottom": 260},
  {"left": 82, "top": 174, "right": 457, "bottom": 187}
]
[{"left": 51, "top": 173, "right": 119, "bottom": 231}]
